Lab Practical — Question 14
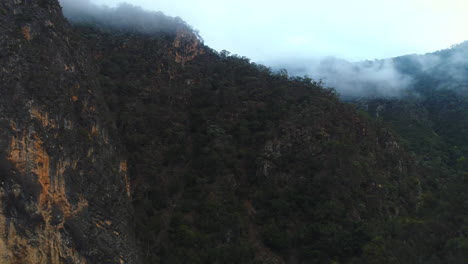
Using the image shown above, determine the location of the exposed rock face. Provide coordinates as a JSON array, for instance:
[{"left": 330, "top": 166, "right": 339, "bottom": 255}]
[
  {"left": 0, "top": 0, "right": 139, "bottom": 263},
  {"left": 173, "top": 27, "right": 204, "bottom": 65}
]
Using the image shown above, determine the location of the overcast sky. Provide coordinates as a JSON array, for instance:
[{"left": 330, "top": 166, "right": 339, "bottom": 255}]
[{"left": 88, "top": 0, "right": 467, "bottom": 62}]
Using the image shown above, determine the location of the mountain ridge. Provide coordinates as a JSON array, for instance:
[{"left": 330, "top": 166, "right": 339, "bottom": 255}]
[
  {"left": 1, "top": 0, "right": 466, "bottom": 263},
  {"left": 68, "top": 7, "right": 423, "bottom": 263}
]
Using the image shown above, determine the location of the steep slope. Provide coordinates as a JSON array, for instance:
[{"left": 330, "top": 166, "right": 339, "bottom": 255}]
[
  {"left": 350, "top": 43, "right": 468, "bottom": 263},
  {"left": 271, "top": 41, "right": 468, "bottom": 263},
  {"left": 353, "top": 42, "right": 468, "bottom": 169},
  {"left": 0, "top": 0, "right": 139, "bottom": 263},
  {"left": 70, "top": 15, "right": 422, "bottom": 263}
]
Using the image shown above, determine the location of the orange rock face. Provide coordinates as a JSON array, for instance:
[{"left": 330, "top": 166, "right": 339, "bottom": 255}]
[
  {"left": 120, "top": 160, "right": 131, "bottom": 197},
  {"left": 30, "top": 107, "right": 58, "bottom": 128},
  {"left": 3, "top": 124, "right": 88, "bottom": 264},
  {"left": 173, "top": 29, "right": 205, "bottom": 65},
  {"left": 21, "top": 25, "right": 31, "bottom": 41}
]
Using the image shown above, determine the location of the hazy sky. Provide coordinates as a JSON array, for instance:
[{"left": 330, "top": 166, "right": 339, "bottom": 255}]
[{"left": 88, "top": 0, "right": 467, "bottom": 62}]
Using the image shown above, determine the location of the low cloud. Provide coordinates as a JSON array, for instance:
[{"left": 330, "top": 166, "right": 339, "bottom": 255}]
[
  {"left": 267, "top": 41, "right": 468, "bottom": 99},
  {"left": 59, "top": 0, "right": 192, "bottom": 34},
  {"left": 268, "top": 57, "right": 414, "bottom": 99}
]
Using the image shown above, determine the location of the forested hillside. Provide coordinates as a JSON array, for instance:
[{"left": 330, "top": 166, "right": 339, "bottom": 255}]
[
  {"left": 75, "top": 13, "right": 468, "bottom": 262},
  {"left": 1, "top": 0, "right": 468, "bottom": 263},
  {"left": 69, "top": 7, "right": 424, "bottom": 264},
  {"left": 353, "top": 42, "right": 468, "bottom": 263}
]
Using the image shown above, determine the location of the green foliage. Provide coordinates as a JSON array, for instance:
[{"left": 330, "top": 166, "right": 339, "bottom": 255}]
[
  {"left": 352, "top": 51, "right": 468, "bottom": 263},
  {"left": 71, "top": 21, "right": 468, "bottom": 264}
]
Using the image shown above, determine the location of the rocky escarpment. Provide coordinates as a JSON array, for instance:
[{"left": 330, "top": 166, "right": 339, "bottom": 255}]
[{"left": 0, "top": 0, "right": 139, "bottom": 263}]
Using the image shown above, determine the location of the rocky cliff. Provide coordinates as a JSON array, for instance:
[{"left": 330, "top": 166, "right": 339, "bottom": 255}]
[{"left": 0, "top": 0, "right": 139, "bottom": 263}]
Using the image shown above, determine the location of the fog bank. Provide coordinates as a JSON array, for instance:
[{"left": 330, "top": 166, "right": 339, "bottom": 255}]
[{"left": 59, "top": 0, "right": 192, "bottom": 34}]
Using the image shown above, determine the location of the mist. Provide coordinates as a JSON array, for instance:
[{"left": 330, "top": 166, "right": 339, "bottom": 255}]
[
  {"left": 267, "top": 41, "right": 468, "bottom": 99},
  {"left": 431, "top": 42, "right": 468, "bottom": 89},
  {"left": 267, "top": 57, "right": 414, "bottom": 98},
  {"left": 59, "top": 0, "right": 193, "bottom": 34}
]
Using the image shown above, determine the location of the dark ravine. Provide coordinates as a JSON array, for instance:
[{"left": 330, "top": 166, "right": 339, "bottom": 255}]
[{"left": 0, "top": 0, "right": 439, "bottom": 264}]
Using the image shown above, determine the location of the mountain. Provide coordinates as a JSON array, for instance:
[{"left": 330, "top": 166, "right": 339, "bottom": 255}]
[
  {"left": 268, "top": 41, "right": 468, "bottom": 263},
  {"left": 351, "top": 43, "right": 468, "bottom": 263},
  {"left": 75, "top": 21, "right": 425, "bottom": 263},
  {"left": 279, "top": 40, "right": 468, "bottom": 263},
  {"left": 1, "top": 0, "right": 463, "bottom": 263},
  {"left": 353, "top": 42, "right": 468, "bottom": 166}
]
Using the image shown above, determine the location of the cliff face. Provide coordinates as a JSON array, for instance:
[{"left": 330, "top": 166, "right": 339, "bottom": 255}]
[{"left": 0, "top": 0, "right": 139, "bottom": 263}]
